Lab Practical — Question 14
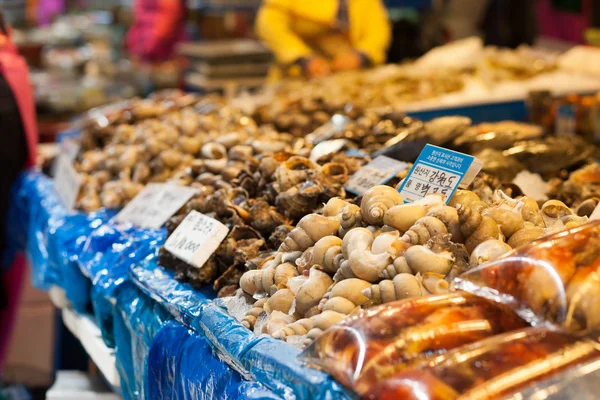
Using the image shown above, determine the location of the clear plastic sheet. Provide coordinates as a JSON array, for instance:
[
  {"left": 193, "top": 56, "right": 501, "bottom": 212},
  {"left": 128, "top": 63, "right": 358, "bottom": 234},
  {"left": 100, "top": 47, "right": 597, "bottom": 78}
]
[
  {"left": 454, "top": 220, "right": 600, "bottom": 331},
  {"left": 362, "top": 327, "right": 600, "bottom": 400},
  {"left": 146, "top": 320, "right": 282, "bottom": 400},
  {"left": 299, "top": 292, "right": 529, "bottom": 396},
  {"left": 113, "top": 281, "right": 173, "bottom": 400}
]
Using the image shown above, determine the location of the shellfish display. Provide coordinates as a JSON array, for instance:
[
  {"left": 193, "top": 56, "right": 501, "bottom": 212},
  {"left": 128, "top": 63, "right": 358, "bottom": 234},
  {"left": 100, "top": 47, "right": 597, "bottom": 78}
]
[{"left": 234, "top": 185, "right": 587, "bottom": 347}]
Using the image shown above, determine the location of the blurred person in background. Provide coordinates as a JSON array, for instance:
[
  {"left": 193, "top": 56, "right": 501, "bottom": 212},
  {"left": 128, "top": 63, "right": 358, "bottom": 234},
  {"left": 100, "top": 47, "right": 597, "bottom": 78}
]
[
  {"left": 126, "top": 0, "right": 187, "bottom": 62},
  {"left": 255, "top": 0, "right": 391, "bottom": 79},
  {"left": 0, "top": 10, "right": 38, "bottom": 373}
]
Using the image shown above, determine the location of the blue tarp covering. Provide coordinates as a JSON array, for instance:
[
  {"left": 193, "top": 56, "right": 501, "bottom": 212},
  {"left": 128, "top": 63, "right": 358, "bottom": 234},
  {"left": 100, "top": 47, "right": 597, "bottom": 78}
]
[
  {"left": 114, "top": 281, "right": 173, "bottom": 400},
  {"left": 11, "top": 170, "right": 351, "bottom": 399},
  {"left": 147, "top": 321, "right": 281, "bottom": 400},
  {"left": 129, "top": 253, "right": 351, "bottom": 399}
]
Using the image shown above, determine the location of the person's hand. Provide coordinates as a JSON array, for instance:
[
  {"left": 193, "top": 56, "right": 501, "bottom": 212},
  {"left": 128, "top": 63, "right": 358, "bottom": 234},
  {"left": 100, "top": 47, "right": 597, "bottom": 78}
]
[
  {"left": 306, "top": 56, "right": 331, "bottom": 78},
  {"left": 332, "top": 51, "right": 363, "bottom": 72}
]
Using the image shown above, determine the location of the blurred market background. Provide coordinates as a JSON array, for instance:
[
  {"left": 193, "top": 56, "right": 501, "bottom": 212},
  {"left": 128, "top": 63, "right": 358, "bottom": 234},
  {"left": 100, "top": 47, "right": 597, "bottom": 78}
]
[{"left": 2, "top": 0, "right": 600, "bottom": 399}]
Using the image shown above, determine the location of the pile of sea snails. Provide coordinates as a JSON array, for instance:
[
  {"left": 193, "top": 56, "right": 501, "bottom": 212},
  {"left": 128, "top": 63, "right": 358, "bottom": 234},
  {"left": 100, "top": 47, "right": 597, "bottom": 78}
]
[
  {"left": 235, "top": 185, "right": 589, "bottom": 347},
  {"left": 158, "top": 149, "right": 369, "bottom": 297}
]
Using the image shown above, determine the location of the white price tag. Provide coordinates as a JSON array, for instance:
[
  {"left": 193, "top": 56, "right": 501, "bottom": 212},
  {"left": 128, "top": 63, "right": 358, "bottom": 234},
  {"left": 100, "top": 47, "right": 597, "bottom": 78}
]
[
  {"left": 309, "top": 139, "right": 347, "bottom": 162},
  {"left": 345, "top": 156, "right": 410, "bottom": 195},
  {"left": 54, "top": 154, "right": 82, "bottom": 210},
  {"left": 165, "top": 210, "right": 229, "bottom": 269},
  {"left": 398, "top": 144, "right": 483, "bottom": 204},
  {"left": 114, "top": 183, "right": 198, "bottom": 229},
  {"left": 307, "top": 114, "right": 349, "bottom": 144},
  {"left": 61, "top": 138, "right": 81, "bottom": 161}
]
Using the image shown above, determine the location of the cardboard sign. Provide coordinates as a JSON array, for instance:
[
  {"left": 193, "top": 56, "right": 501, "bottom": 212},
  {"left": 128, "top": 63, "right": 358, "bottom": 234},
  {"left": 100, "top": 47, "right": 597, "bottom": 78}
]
[
  {"left": 398, "top": 144, "right": 483, "bottom": 203},
  {"left": 114, "top": 183, "right": 198, "bottom": 229},
  {"left": 345, "top": 156, "right": 410, "bottom": 195},
  {"left": 54, "top": 154, "right": 82, "bottom": 210},
  {"left": 164, "top": 210, "right": 229, "bottom": 269}
]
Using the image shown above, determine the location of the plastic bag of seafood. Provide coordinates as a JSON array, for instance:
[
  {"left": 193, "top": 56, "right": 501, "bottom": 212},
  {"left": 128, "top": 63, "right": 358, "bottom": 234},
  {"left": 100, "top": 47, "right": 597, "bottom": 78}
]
[
  {"left": 362, "top": 326, "right": 600, "bottom": 400},
  {"left": 454, "top": 220, "right": 600, "bottom": 331},
  {"left": 298, "top": 292, "right": 529, "bottom": 396}
]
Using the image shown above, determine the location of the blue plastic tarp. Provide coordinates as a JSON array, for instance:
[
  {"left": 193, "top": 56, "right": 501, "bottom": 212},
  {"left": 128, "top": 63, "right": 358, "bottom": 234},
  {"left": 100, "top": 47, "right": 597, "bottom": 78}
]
[
  {"left": 129, "top": 253, "right": 215, "bottom": 328},
  {"left": 82, "top": 223, "right": 166, "bottom": 347},
  {"left": 114, "top": 281, "right": 173, "bottom": 400},
  {"left": 128, "top": 257, "right": 352, "bottom": 399},
  {"left": 147, "top": 320, "right": 281, "bottom": 400}
]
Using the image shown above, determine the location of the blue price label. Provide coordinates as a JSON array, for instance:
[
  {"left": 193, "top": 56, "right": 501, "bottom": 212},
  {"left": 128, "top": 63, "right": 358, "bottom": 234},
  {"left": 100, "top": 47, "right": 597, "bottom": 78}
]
[{"left": 397, "top": 144, "right": 482, "bottom": 204}]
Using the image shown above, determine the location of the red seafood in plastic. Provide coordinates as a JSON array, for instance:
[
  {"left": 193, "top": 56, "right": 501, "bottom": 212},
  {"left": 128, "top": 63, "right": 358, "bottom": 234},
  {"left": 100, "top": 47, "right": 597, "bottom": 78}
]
[{"left": 299, "top": 292, "right": 528, "bottom": 395}]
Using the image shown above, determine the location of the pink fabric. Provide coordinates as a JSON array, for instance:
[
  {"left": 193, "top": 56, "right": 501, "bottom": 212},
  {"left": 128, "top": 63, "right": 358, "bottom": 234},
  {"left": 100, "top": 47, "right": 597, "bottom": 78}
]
[
  {"left": 537, "top": 0, "right": 591, "bottom": 43},
  {"left": 126, "top": 0, "right": 187, "bottom": 62},
  {"left": 37, "top": 0, "right": 66, "bottom": 26},
  {"left": 0, "top": 254, "right": 27, "bottom": 373},
  {"left": 0, "top": 38, "right": 38, "bottom": 167}
]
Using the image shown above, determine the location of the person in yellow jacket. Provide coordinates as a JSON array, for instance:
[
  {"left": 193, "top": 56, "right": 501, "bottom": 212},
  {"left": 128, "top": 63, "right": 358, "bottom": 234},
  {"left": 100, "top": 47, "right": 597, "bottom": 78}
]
[{"left": 256, "top": 0, "right": 391, "bottom": 79}]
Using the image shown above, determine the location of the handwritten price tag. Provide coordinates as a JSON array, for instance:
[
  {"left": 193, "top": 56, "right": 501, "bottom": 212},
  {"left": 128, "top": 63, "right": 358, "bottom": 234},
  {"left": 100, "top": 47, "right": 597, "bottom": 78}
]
[
  {"left": 114, "top": 183, "right": 198, "bottom": 229},
  {"left": 398, "top": 144, "right": 483, "bottom": 204},
  {"left": 54, "top": 154, "right": 82, "bottom": 210},
  {"left": 345, "top": 156, "right": 410, "bottom": 195},
  {"left": 165, "top": 210, "right": 229, "bottom": 269}
]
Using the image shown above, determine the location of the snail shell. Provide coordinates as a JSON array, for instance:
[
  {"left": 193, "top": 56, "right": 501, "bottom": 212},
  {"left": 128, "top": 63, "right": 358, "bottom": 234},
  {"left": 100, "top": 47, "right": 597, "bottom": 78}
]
[
  {"left": 404, "top": 245, "right": 455, "bottom": 275},
  {"left": 361, "top": 185, "right": 404, "bottom": 226},
  {"left": 507, "top": 226, "right": 545, "bottom": 249},
  {"left": 312, "top": 236, "right": 343, "bottom": 275},
  {"left": 384, "top": 203, "right": 426, "bottom": 232},
  {"left": 201, "top": 142, "right": 227, "bottom": 160},
  {"left": 469, "top": 239, "right": 512, "bottom": 267},
  {"left": 362, "top": 273, "right": 425, "bottom": 305},
  {"left": 279, "top": 214, "right": 341, "bottom": 253},
  {"left": 295, "top": 268, "right": 334, "bottom": 318}
]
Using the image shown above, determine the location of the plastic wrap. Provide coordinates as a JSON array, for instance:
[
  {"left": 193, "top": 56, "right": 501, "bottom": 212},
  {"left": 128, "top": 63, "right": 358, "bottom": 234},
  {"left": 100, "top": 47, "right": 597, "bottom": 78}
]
[
  {"left": 363, "top": 327, "right": 600, "bottom": 400},
  {"left": 86, "top": 225, "right": 165, "bottom": 347},
  {"left": 47, "top": 210, "right": 114, "bottom": 312},
  {"left": 129, "top": 258, "right": 351, "bottom": 399},
  {"left": 454, "top": 220, "right": 600, "bottom": 331},
  {"left": 21, "top": 171, "right": 68, "bottom": 289},
  {"left": 299, "top": 292, "right": 529, "bottom": 396},
  {"left": 113, "top": 281, "right": 173, "bottom": 400},
  {"left": 129, "top": 252, "right": 215, "bottom": 328},
  {"left": 146, "top": 320, "right": 282, "bottom": 400},
  {"left": 4, "top": 172, "right": 31, "bottom": 269}
]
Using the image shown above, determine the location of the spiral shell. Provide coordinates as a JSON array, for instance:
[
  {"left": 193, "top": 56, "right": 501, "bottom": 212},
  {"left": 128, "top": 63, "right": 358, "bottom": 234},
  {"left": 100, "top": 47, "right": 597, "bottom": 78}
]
[
  {"left": 319, "top": 278, "right": 371, "bottom": 314},
  {"left": 362, "top": 273, "right": 425, "bottom": 305},
  {"left": 241, "top": 298, "right": 267, "bottom": 329},
  {"left": 279, "top": 214, "right": 341, "bottom": 253},
  {"left": 295, "top": 268, "right": 334, "bottom": 318},
  {"left": 361, "top": 185, "right": 404, "bottom": 226},
  {"left": 312, "top": 236, "right": 344, "bottom": 274},
  {"left": 401, "top": 216, "right": 448, "bottom": 245}
]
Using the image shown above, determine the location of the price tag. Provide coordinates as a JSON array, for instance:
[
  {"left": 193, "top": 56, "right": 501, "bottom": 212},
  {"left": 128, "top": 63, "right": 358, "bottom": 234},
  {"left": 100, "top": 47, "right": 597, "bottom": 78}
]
[
  {"left": 164, "top": 210, "right": 229, "bottom": 269},
  {"left": 114, "top": 183, "right": 198, "bottom": 229},
  {"left": 345, "top": 156, "right": 410, "bottom": 195},
  {"left": 397, "top": 144, "right": 483, "bottom": 204},
  {"left": 54, "top": 154, "right": 82, "bottom": 210},
  {"left": 61, "top": 137, "right": 81, "bottom": 161},
  {"left": 309, "top": 139, "right": 347, "bottom": 162},
  {"left": 307, "top": 114, "right": 349, "bottom": 144}
]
